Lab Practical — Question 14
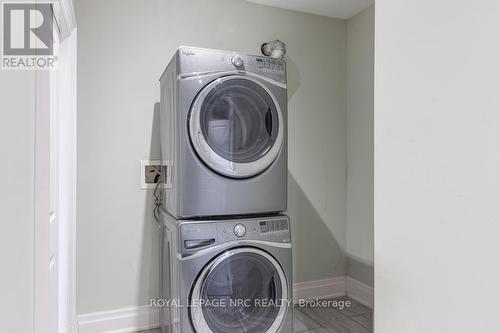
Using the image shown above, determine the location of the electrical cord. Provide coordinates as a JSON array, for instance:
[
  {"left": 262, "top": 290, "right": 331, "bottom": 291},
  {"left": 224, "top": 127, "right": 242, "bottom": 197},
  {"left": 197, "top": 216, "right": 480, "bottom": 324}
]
[
  {"left": 153, "top": 171, "right": 162, "bottom": 224},
  {"left": 154, "top": 173, "right": 161, "bottom": 183}
]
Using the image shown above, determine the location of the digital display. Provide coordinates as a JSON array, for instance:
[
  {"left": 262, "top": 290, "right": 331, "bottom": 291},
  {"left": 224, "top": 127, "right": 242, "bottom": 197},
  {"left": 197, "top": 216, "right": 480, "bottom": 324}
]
[
  {"left": 259, "top": 220, "right": 288, "bottom": 233},
  {"left": 259, "top": 221, "right": 267, "bottom": 232},
  {"left": 256, "top": 58, "right": 284, "bottom": 72}
]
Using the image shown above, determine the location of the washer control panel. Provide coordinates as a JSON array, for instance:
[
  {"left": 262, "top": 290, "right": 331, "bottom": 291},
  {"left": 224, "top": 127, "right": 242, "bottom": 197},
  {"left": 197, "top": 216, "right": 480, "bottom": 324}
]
[
  {"left": 217, "top": 217, "right": 290, "bottom": 243},
  {"left": 259, "top": 219, "right": 288, "bottom": 233},
  {"left": 180, "top": 216, "right": 291, "bottom": 257}
]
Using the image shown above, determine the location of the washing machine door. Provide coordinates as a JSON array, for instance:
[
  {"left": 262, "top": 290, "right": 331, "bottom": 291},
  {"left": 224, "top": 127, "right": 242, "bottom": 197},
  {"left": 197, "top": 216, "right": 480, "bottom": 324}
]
[
  {"left": 189, "top": 75, "right": 284, "bottom": 178},
  {"left": 190, "top": 248, "right": 288, "bottom": 333}
]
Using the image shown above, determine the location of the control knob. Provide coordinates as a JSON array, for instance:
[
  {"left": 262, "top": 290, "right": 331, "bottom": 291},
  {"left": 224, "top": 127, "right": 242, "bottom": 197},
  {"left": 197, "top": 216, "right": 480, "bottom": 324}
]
[
  {"left": 231, "top": 55, "right": 243, "bottom": 67},
  {"left": 234, "top": 224, "right": 246, "bottom": 238}
]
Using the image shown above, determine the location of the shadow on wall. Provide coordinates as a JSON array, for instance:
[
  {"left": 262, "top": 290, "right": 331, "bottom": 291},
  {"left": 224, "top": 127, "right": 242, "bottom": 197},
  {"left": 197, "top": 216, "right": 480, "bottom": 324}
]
[
  {"left": 136, "top": 101, "right": 374, "bottom": 302},
  {"left": 137, "top": 102, "right": 162, "bottom": 306},
  {"left": 346, "top": 254, "right": 374, "bottom": 286},
  {"left": 285, "top": 51, "right": 345, "bottom": 283},
  {"left": 288, "top": 174, "right": 374, "bottom": 286},
  {"left": 285, "top": 55, "right": 300, "bottom": 100},
  {"left": 287, "top": 173, "right": 345, "bottom": 283}
]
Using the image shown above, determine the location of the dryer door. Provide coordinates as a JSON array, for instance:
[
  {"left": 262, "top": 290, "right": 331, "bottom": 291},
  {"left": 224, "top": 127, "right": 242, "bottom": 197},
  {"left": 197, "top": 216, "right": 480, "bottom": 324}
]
[
  {"left": 189, "top": 75, "right": 284, "bottom": 178},
  {"left": 190, "top": 247, "right": 288, "bottom": 333}
]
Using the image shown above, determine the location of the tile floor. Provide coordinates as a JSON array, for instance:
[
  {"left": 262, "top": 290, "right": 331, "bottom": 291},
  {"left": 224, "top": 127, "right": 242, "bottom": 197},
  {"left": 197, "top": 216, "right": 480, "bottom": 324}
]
[
  {"left": 139, "top": 296, "right": 372, "bottom": 333},
  {"left": 296, "top": 297, "right": 372, "bottom": 333}
]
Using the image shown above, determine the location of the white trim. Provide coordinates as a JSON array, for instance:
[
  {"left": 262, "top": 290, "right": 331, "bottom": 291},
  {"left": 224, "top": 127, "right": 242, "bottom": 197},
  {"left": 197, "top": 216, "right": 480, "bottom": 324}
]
[
  {"left": 78, "top": 276, "right": 369, "bottom": 332},
  {"left": 55, "top": 31, "right": 78, "bottom": 333},
  {"left": 52, "top": 0, "right": 76, "bottom": 40},
  {"left": 293, "top": 276, "right": 346, "bottom": 303},
  {"left": 34, "top": 6, "right": 77, "bottom": 332},
  {"left": 78, "top": 306, "right": 160, "bottom": 333},
  {"left": 34, "top": 8, "right": 79, "bottom": 333},
  {"left": 345, "top": 277, "right": 374, "bottom": 309}
]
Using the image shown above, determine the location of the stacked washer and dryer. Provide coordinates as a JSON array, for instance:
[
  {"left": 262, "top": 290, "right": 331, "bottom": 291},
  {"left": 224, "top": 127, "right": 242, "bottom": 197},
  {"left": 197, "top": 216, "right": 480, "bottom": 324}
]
[{"left": 159, "top": 46, "right": 291, "bottom": 333}]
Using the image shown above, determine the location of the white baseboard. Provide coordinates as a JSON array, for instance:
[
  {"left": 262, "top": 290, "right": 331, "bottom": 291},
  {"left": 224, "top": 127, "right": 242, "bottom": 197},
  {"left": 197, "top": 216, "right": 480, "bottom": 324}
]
[
  {"left": 345, "top": 277, "right": 374, "bottom": 309},
  {"left": 293, "top": 276, "right": 346, "bottom": 302},
  {"left": 78, "top": 305, "right": 159, "bottom": 333},
  {"left": 78, "top": 276, "right": 367, "bottom": 332}
]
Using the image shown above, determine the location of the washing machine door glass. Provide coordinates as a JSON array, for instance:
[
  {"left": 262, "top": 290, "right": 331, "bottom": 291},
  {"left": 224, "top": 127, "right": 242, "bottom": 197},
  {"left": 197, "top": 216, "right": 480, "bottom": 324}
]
[
  {"left": 189, "top": 75, "right": 284, "bottom": 178},
  {"left": 190, "top": 248, "right": 288, "bottom": 333}
]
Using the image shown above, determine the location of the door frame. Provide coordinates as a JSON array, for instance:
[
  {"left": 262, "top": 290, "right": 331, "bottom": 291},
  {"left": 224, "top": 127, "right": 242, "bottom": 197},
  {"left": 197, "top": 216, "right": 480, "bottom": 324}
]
[{"left": 34, "top": 0, "right": 76, "bottom": 332}]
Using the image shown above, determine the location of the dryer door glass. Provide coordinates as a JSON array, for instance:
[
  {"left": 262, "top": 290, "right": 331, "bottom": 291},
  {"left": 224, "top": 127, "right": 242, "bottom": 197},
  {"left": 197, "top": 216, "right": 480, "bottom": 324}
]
[
  {"left": 191, "top": 248, "right": 288, "bottom": 333},
  {"left": 200, "top": 78, "right": 279, "bottom": 163},
  {"left": 189, "top": 76, "right": 284, "bottom": 178}
]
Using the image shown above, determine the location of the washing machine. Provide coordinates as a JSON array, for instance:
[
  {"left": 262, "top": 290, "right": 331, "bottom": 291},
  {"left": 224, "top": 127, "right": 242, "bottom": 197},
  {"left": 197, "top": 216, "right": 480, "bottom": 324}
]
[
  {"left": 160, "top": 46, "right": 288, "bottom": 218},
  {"left": 160, "top": 212, "right": 293, "bottom": 333}
]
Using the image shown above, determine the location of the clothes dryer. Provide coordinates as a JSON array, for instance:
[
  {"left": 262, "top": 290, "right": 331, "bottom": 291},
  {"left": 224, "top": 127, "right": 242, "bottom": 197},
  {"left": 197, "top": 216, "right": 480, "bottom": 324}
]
[{"left": 160, "top": 47, "right": 288, "bottom": 218}]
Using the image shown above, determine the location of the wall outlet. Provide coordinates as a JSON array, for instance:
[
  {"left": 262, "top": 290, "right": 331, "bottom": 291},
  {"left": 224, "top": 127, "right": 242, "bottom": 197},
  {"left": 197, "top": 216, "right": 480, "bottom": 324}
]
[
  {"left": 144, "top": 165, "right": 166, "bottom": 184},
  {"left": 141, "top": 160, "right": 171, "bottom": 189}
]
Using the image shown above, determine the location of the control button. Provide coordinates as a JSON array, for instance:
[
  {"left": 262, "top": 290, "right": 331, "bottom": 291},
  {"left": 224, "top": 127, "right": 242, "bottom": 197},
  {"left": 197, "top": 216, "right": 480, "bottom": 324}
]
[
  {"left": 231, "top": 55, "right": 243, "bottom": 67},
  {"left": 234, "top": 224, "right": 246, "bottom": 237}
]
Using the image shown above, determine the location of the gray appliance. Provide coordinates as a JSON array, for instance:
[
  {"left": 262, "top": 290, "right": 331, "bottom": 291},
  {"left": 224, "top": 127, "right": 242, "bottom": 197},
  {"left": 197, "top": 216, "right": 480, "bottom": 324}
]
[
  {"left": 160, "top": 46, "right": 288, "bottom": 218},
  {"left": 160, "top": 212, "right": 293, "bottom": 333}
]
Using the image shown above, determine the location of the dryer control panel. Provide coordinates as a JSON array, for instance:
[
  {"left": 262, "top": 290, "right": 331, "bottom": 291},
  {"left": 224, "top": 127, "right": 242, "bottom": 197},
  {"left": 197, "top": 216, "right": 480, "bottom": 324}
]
[
  {"left": 231, "top": 55, "right": 286, "bottom": 84},
  {"left": 176, "top": 46, "right": 287, "bottom": 85},
  {"left": 255, "top": 57, "right": 285, "bottom": 72}
]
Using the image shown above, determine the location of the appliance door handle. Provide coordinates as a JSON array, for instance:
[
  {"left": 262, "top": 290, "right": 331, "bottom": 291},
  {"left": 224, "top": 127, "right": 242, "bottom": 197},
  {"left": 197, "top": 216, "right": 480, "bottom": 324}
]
[{"left": 184, "top": 239, "right": 216, "bottom": 249}]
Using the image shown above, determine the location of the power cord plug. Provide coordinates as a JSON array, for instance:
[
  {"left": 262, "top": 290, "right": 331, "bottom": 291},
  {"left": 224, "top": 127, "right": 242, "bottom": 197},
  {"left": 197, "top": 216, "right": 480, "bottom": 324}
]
[{"left": 153, "top": 170, "right": 163, "bottom": 224}]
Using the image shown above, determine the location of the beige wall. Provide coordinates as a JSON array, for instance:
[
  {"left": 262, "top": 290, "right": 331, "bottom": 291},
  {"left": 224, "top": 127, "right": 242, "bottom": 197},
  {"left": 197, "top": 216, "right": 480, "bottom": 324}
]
[
  {"left": 375, "top": 0, "right": 500, "bottom": 331},
  {"left": 346, "top": 5, "right": 374, "bottom": 286},
  {"left": 0, "top": 71, "right": 35, "bottom": 331},
  {"left": 76, "top": 0, "right": 347, "bottom": 314}
]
